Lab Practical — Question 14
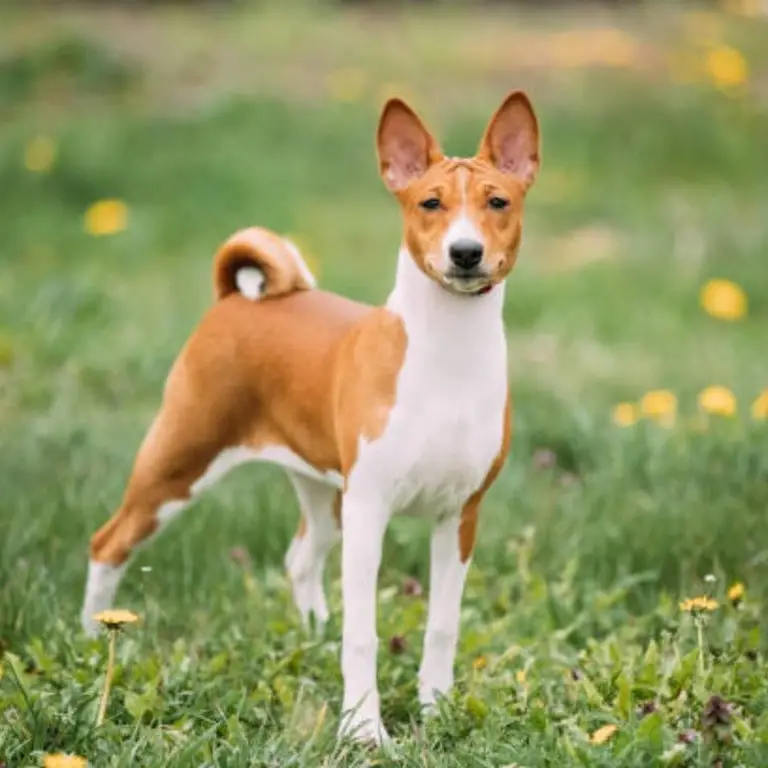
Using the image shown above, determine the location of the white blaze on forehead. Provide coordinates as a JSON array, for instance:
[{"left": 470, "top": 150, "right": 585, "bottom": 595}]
[
  {"left": 444, "top": 213, "right": 484, "bottom": 247},
  {"left": 442, "top": 168, "right": 484, "bottom": 251}
]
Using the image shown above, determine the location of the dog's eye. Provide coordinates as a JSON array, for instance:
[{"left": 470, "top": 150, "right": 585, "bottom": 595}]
[
  {"left": 419, "top": 197, "right": 441, "bottom": 211},
  {"left": 488, "top": 196, "right": 510, "bottom": 211}
]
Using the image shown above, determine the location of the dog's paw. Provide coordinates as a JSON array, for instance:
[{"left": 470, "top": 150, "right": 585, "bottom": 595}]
[
  {"left": 337, "top": 711, "right": 391, "bottom": 747},
  {"left": 418, "top": 681, "right": 450, "bottom": 715},
  {"left": 80, "top": 609, "right": 101, "bottom": 638}
]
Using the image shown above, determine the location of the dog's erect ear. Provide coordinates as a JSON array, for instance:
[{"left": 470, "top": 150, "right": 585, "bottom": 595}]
[
  {"left": 376, "top": 98, "right": 444, "bottom": 192},
  {"left": 477, "top": 91, "right": 540, "bottom": 189}
]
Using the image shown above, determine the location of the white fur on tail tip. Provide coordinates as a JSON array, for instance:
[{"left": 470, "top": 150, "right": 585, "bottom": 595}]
[{"left": 235, "top": 266, "right": 266, "bottom": 300}]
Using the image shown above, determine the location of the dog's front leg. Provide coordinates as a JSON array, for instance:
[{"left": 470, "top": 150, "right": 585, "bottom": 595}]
[
  {"left": 418, "top": 513, "right": 471, "bottom": 712},
  {"left": 337, "top": 490, "right": 390, "bottom": 745}
]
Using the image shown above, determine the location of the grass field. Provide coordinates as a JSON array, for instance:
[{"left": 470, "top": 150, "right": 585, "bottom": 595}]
[{"left": 2, "top": 1, "right": 768, "bottom": 765}]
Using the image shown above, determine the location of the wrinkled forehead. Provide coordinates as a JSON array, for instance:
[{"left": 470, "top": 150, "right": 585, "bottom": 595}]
[{"left": 411, "top": 157, "right": 523, "bottom": 197}]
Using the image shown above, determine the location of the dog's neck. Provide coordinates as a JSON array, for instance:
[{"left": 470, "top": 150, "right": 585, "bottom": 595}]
[{"left": 386, "top": 247, "right": 507, "bottom": 366}]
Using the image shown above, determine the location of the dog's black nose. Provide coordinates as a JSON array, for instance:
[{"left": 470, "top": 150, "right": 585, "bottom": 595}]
[{"left": 449, "top": 240, "right": 484, "bottom": 270}]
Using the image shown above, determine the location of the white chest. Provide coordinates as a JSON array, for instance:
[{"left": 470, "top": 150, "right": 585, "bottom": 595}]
[
  {"left": 346, "top": 251, "right": 509, "bottom": 518},
  {"left": 384, "top": 357, "right": 507, "bottom": 517}
]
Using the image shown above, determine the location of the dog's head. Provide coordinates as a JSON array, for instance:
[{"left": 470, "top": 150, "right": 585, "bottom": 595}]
[{"left": 376, "top": 91, "right": 540, "bottom": 296}]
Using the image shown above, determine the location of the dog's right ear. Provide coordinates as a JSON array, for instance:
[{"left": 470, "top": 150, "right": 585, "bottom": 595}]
[{"left": 376, "top": 99, "right": 444, "bottom": 193}]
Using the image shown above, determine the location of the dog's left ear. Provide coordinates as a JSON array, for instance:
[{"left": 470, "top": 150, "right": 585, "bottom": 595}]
[{"left": 477, "top": 91, "right": 540, "bottom": 189}]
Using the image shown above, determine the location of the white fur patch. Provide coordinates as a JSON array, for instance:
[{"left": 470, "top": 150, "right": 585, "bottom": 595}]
[
  {"left": 442, "top": 212, "right": 485, "bottom": 254},
  {"left": 235, "top": 266, "right": 265, "bottom": 300},
  {"left": 284, "top": 473, "right": 340, "bottom": 629},
  {"left": 157, "top": 446, "right": 341, "bottom": 530},
  {"left": 234, "top": 239, "right": 316, "bottom": 300},
  {"left": 255, "top": 445, "right": 343, "bottom": 487},
  {"left": 150, "top": 446, "right": 339, "bottom": 546},
  {"left": 440, "top": 168, "right": 484, "bottom": 266},
  {"left": 81, "top": 560, "right": 127, "bottom": 636},
  {"left": 155, "top": 499, "right": 187, "bottom": 527}
]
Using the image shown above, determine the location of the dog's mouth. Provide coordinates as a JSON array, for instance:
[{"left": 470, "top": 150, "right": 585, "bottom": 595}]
[{"left": 440, "top": 270, "right": 494, "bottom": 296}]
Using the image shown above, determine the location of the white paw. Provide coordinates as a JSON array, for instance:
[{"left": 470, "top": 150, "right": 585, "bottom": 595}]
[
  {"left": 81, "top": 560, "right": 125, "bottom": 637},
  {"left": 337, "top": 710, "right": 391, "bottom": 746},
  {"left": 418, "top": 674, "right": 452, "bottom": 713},
  {"left": 80, "top": 606, "right": 103, "bottom": 638},
  {"left": 290, "top": 572, "right": 329, "bottom": 633}
]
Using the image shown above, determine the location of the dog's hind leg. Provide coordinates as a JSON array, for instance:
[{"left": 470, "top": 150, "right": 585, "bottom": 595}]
[
  {"left": 81, "top": 399, "right": 245, "bottom": 635},
  {"left": 284, "top": 472, "right": 341, "bottom": 631}
]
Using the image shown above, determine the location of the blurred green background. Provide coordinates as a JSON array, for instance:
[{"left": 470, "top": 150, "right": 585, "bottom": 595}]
[{"left": 1, "top": 0, "right": 768, "bottom": 763}]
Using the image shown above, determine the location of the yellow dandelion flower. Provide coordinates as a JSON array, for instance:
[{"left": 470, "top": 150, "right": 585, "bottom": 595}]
[
  {"left": 472, "top": 655, "right": 487, "bottom": 671},
  {"left": 24, "top": 136, "right": 57, "bottom": 174},
  {"left": 727, "top": 581, "right": 745, "bottom": 603},
  {"left": 590, "top": 723, "right": 618, "bottom": 745},
  {"left": 700, "top": 278, "right": 747, "bottom": 321},
  {"left": 84, "top": 199, "right": 129, "bottom": 237},
  {"left": 752, "top": 390, "right": 768, "bottom": 420},
  {"left": 698, "top": 386, "right": 737, "bottom": 417},
  {"left": 327, "top": 68, "right": 367, "bottom": 103},
  {"left": 93, "top": 609, "right": 140, "bottom": 629},
  {"left": 706, "top": 46, "right": 748, "bottom": 90},
  {"left": 43, "top": 755, "right": 88, "bottom": 768},
  {"left": 515, "top": 669, "right": 527, "bottom": 684},
  {"left": 612, "top": 402, "right": 639, "bottom": 427},
  {"left": 93, "top": 610, "right": 139, "bottom": 727},
  {"left": 640, "top": 390, "right": 677, "bottom": 425},
  {"left": 679, "top": 596, "right": 719, "bottom": 613}
]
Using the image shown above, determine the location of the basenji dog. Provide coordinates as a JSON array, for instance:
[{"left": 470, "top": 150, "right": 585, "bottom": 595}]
[{"left": 81, "top": 91, "right": 540, "bottom": 743}]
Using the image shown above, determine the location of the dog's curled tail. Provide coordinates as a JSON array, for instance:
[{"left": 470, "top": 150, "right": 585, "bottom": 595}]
[{"left": 213, "top": 227, "right": 317, "bottom": 301}]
